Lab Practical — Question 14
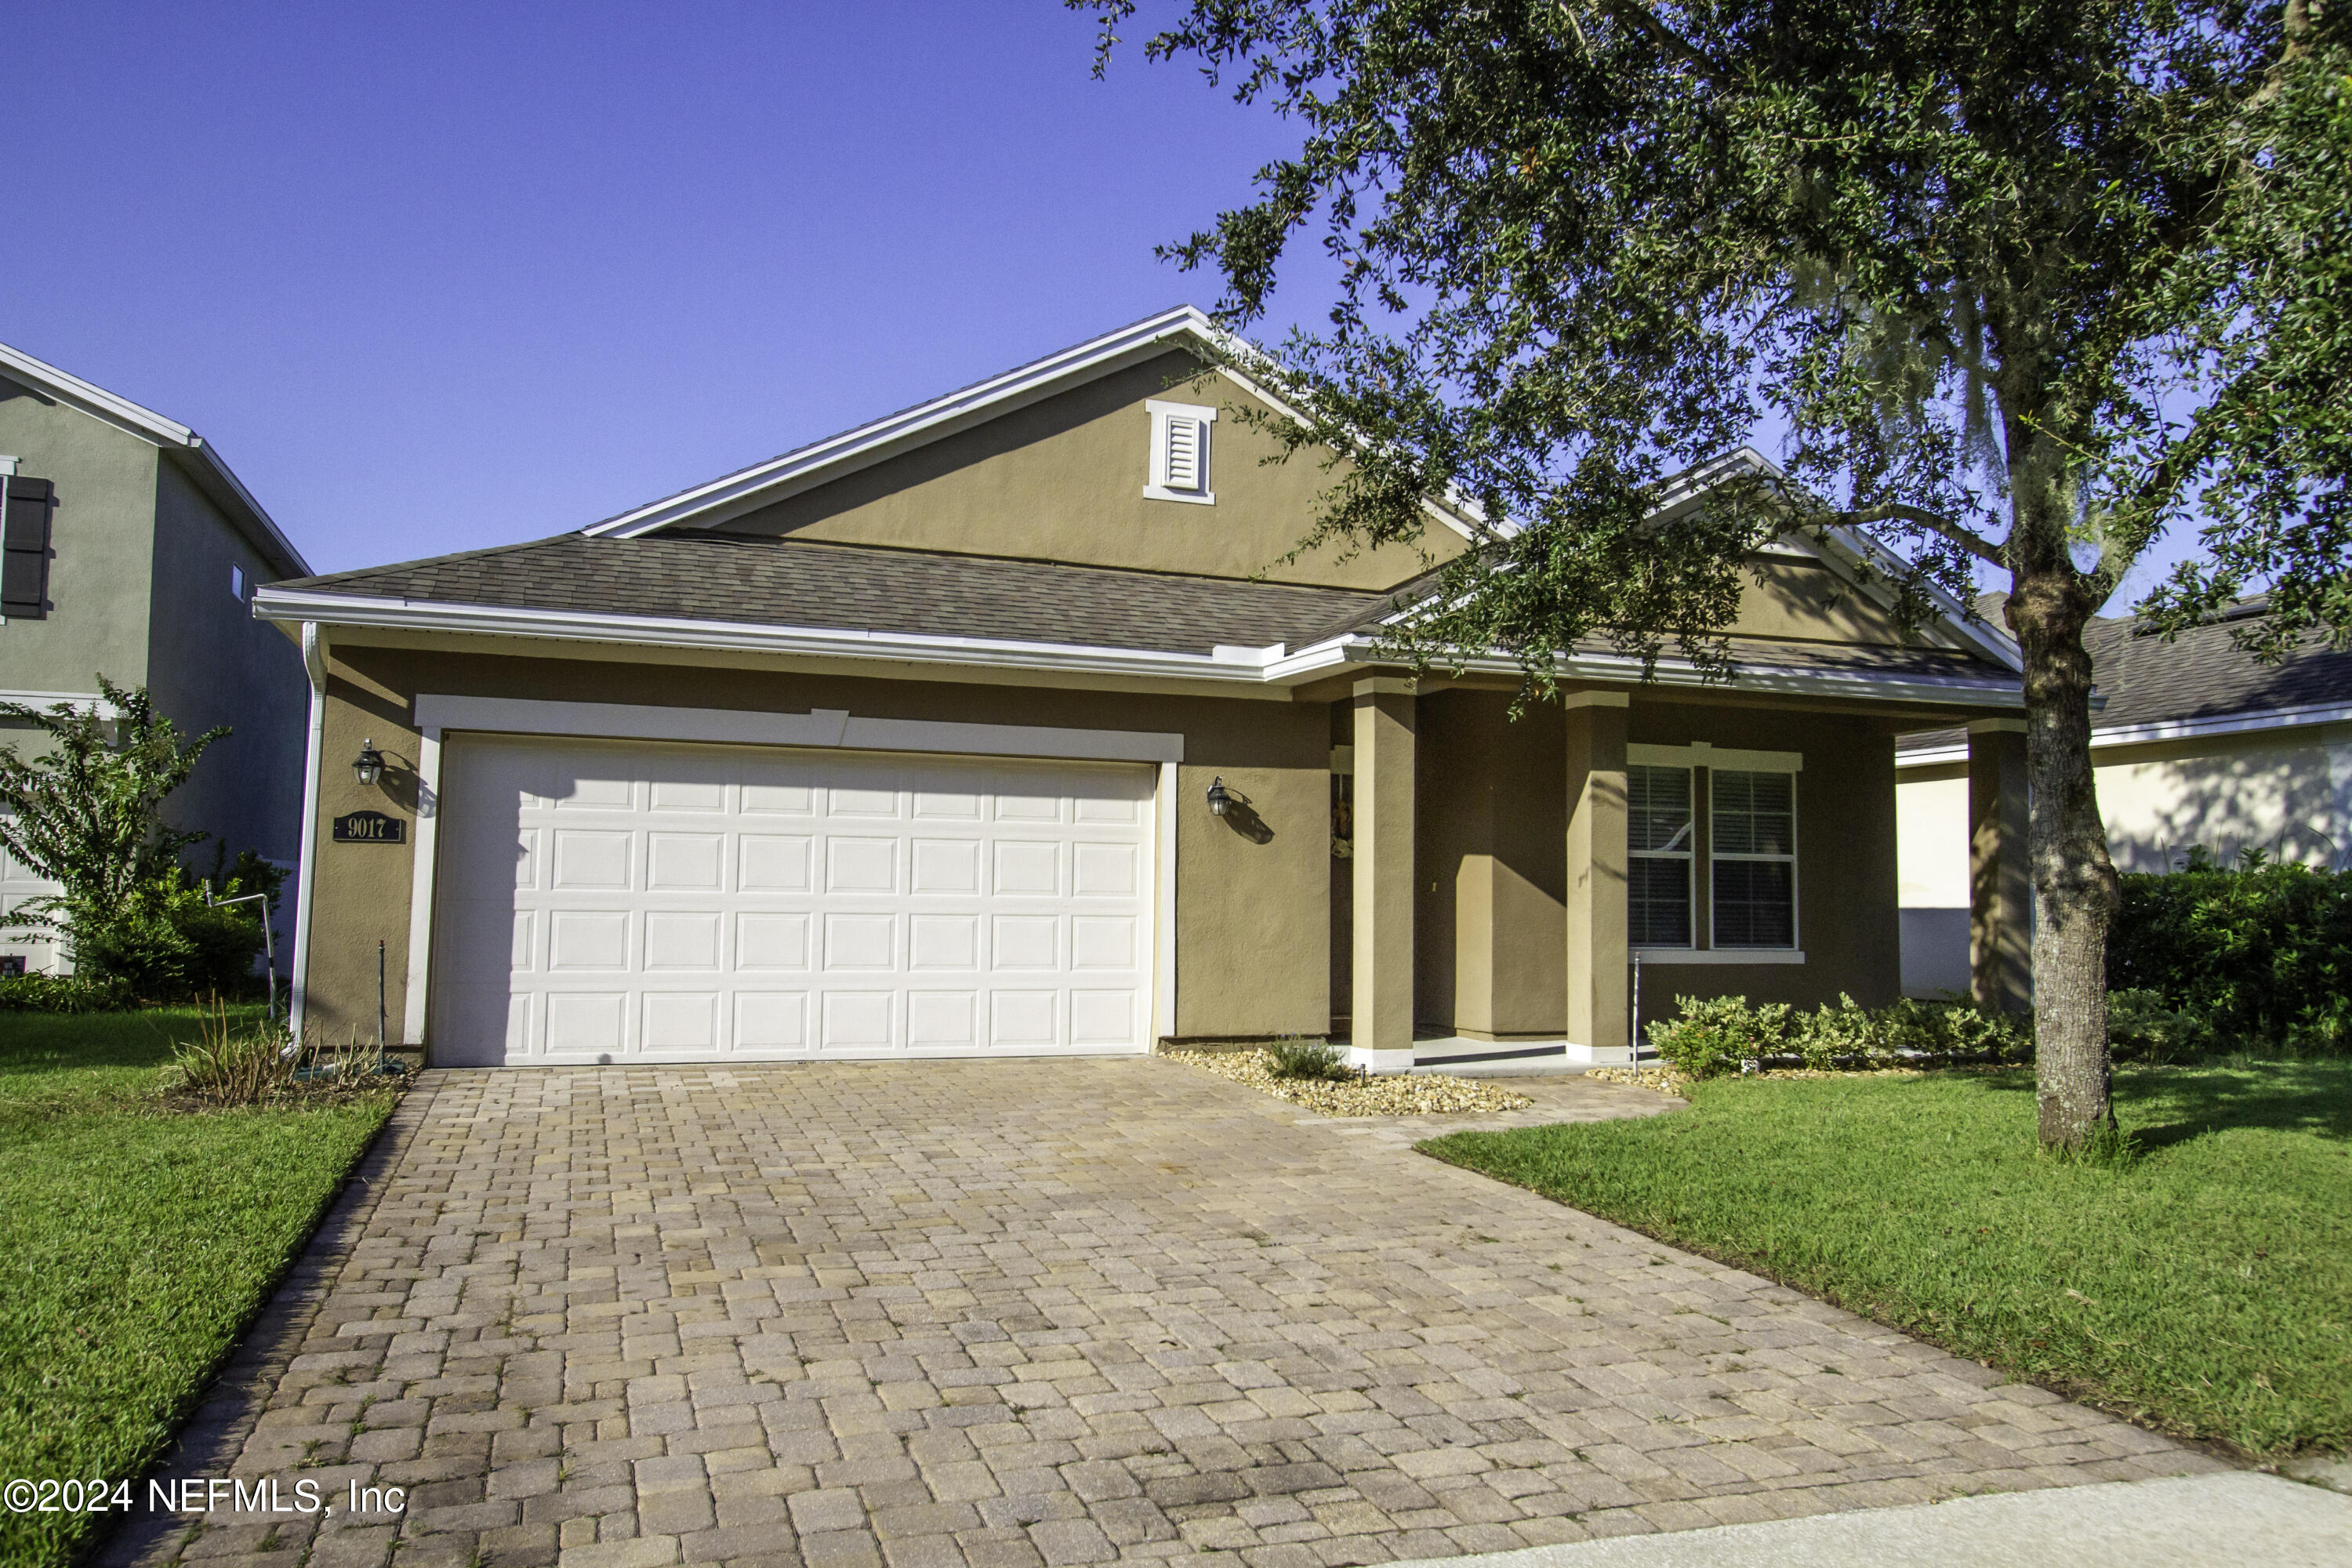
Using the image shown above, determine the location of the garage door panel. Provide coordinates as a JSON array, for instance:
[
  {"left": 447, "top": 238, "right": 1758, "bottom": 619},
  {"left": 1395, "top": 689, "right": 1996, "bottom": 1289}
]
[
  {"left": 431, "top": 736, "right": 1154, "bottom": 1064},
  {"left": 739, "top": 834, "right": 813, "bottom": 891},
  {"left": 648, "top": 833, "right": 725, "bottom": 891},
  {"left": 735, "top": 912, "right": 810, "bottom": 969}
]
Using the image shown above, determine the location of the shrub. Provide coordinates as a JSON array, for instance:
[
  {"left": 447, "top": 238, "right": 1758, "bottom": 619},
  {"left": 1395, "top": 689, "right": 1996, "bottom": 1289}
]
[
  {"left": 2105, "top": 987, "right": 2214, "bottom": 1064},
  {"left": 0, "top": 971, "right": 133, "bottom": 1013},
  {"left": 64, "top": 880, "right": 268, "bottom": 1003},
  {"left": 1265, "top": 1036, "right": 1352, "bottom": 1080},
  {"left": 1646, "top": 995, "right": 1792, "bottom": 1078},
  {"left": 2110, "top": 858, "right": 2352, "bottom": 1050},
  {"left": 1647, "top": 993, "right": 2031, "bottom": 1080}
]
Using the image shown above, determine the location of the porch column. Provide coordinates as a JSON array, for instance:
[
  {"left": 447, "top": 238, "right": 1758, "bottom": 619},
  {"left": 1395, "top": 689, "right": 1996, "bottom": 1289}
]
[
  {"left": 1351, "top": 677, "right": 1417, "bottom": 1073},
  {"left": 1968, "top": 718, "right": 2032, "bottom": 1012},
  {"left": 1565, "top": 692, "right": 1630, "bottom": 1057}
]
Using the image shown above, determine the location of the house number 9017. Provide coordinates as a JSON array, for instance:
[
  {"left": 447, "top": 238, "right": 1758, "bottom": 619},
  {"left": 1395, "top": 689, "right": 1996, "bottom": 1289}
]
[{"left": 332, "top": 811, "right": 405, "bottom": 844}]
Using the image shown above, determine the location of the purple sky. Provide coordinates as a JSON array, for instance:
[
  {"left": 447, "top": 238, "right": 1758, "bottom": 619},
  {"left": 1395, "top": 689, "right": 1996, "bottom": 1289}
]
[{"left": 6, "top": 2, "right": 2193, "bottom": 599}]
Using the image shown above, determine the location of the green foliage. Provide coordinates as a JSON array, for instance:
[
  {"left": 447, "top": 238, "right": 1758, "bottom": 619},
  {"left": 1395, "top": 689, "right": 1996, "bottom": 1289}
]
[
  {"left": 2110, "top": 860, "right": 2352, "bottom": 1051},
  {"left": 62, "top": 879, "right": 269, "bottom": 1003},
  {"left": 0, "top": 678, "right": 225, "bottom": 926},
  {"left": 2104, "top": 988, "right": 2217, "bottom": 1065},
  {"left": 1265, "top": 1035, "right": 1352, "bottom": 1080},
  {"left": 1646, "top": 993, "right": 2031, "bottom": 1079},
  {"left": 1422, "top": 1062, "right": 2352, "bottom": 1457},
  {"left": 0, "top": 972, "right": 133, "bottom": 1014}
]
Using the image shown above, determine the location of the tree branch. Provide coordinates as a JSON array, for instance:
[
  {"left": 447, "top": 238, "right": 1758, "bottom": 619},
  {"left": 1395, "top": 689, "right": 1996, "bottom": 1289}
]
[
  {"left": 1824, "top": 503, "right": 2009, "bottom": 567},
  {"left": 1570, "top": 2, "right": 1731, "bottom": 91}
]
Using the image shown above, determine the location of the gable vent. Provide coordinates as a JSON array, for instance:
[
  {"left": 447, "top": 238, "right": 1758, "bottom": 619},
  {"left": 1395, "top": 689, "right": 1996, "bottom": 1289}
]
[{"left": 1145, "top": 398, "right": 1217, "bottom": 505}]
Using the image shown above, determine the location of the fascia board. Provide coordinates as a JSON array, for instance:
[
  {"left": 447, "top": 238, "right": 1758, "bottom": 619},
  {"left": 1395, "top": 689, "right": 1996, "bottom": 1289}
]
[
  {"left": 586, "top": 307, "right": 1223, "bottom": 539},
  {"left": 0, "top": 339, "right": 198, "bottom": 447},
  {"left": 252, "top": 587, "right": 1279, "bottom": 686},
  {"left": 1898, "top": 699, "right": 2352, "bottom": 768}
]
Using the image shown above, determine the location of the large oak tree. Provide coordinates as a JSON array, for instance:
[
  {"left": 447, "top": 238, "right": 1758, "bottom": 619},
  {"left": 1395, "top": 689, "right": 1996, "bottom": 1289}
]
[{"left": 1082, "top": 0, "right": 2351, "bottom": 1148}]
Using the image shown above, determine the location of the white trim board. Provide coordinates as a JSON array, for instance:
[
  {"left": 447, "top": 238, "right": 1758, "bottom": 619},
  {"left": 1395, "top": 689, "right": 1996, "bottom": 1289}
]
[
  {"left": 1897, "top": 699, "right": 2352, "bottom": 768},
  {"left": 410, "top": 695, "right": 1185, "bottom": 764},
  {"left": 1635, "top": 948, "right": 1807, "bottom": 965},
  {"left": 1628, "top": 742, "right": 1803, "bottom": 773},
  {"left": 0, "top": 688, "right": 118, "bottom": 719}
]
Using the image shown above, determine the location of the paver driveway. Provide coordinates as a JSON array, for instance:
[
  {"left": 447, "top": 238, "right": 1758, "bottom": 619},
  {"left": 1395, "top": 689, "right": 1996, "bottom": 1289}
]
[{"left": 107, "top": 1059, "right": 2220, "bottom": 1568}]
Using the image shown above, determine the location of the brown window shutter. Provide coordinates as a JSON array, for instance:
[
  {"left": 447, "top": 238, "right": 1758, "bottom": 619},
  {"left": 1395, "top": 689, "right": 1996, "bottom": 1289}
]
[{"left": 2, "top": 476, "right": 53, "bottom": 619}]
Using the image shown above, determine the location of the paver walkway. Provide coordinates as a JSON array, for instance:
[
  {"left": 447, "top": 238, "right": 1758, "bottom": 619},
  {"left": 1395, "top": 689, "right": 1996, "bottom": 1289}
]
[{"left": 105, "top": 1058, "right": 2223, "bottom": 1568}]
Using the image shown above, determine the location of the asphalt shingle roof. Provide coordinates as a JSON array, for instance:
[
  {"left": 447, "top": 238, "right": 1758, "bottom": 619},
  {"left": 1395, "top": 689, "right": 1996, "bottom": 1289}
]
[
  {"left": 1899, "top": 597, "right": 2352, "bottom": 752},
  {"left": 279, "top": 532, "right": 1396, "bottom": 658},
  {"left": 281, "top": 530, "right": 2022, "bottom": 684}
]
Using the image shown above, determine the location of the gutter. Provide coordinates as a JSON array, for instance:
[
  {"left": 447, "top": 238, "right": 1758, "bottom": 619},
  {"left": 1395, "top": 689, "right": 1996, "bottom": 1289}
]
[
  {"left": 288, "top": 623, "right": 327, "bottom": 1040},
  {"left": 254, "top": 587, "right": 2027, "bottom": 710}
]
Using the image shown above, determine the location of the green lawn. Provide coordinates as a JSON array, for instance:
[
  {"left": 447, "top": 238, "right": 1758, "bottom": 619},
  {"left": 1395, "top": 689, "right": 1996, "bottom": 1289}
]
[
  {"left": 1423, "top": 1063, "right": 2352, "bottom": 1459},
  {"left": 0, "top": 1008, "right": 397, "bottom": 1568}
]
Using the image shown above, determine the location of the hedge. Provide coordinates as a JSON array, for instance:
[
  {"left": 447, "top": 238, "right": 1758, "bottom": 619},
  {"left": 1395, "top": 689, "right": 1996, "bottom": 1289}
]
[{"left": 2108, "top": 858, "right": 2352, "bottom": 1052}]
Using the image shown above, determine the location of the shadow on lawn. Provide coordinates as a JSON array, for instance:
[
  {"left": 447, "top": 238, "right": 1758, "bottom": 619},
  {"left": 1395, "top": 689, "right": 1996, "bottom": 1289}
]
[
  {"left": 2126, "top": 1062, "right": 2352, "bottom": 1149},
  {"left": 1945, "top": 1061, "right": 2352, "bottom": 1150}
]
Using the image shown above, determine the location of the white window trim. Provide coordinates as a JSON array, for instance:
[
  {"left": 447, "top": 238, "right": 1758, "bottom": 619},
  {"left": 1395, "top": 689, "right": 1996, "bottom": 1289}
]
[
  {"left": 398, "top": 694, "right": 1185, "bottom": 1050},
  {"left": 1144, "top": 398, "right": 1217, "bottom": 505},
  {"left": 1628, "top": 742, "right": 1803, "bottom": 773},
  {"left": 1710, "top": 764, "right": 1801, "bottom": 953}
]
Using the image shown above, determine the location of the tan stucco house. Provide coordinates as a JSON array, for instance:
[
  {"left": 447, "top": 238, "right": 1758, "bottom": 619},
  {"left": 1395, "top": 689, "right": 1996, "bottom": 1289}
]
[{"left": 258, "top": 308, "right": 2030, "bottom": 1070}]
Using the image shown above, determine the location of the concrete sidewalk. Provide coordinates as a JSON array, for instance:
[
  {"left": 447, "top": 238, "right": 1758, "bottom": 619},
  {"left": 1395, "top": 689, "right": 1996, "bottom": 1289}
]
[{"left": 1388, "top": 1472, "right": 2352, "bottom": 1568}]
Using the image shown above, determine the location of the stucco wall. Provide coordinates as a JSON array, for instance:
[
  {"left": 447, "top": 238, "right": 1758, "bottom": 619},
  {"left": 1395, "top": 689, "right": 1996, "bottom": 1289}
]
[
  {"left": 715, "top": 352, "right": 1462, "bottom": 592},
  {"left": 145, "top": 458, "right": 309, "bottom": 868},
  {"left": 0, "top": 372, "right": 158, "bottom": 694},
  {"left": 1628, "top": 703, "right": 1904, "bottom": 1025},
  {"left": 297, "top": 641, "right": 1330, "bottom": 1051},
  {"left": 1730, "top": 558, "right": 1920, "bottom": 648}
]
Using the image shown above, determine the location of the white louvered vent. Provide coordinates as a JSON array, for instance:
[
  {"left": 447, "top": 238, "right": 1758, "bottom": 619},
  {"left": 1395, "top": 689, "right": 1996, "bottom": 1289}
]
[{"left": 1145, "top": 399, "right": 1217, "bottom": 504}]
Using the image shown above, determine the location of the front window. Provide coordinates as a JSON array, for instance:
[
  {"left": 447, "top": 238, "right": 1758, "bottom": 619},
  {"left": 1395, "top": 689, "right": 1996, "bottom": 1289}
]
[
  {"left": 1628, "top": 764, "right": 1693, "bottom": 946},
  {"left": 1711, "top": 768, "right": 1797, "bottom": 946}
]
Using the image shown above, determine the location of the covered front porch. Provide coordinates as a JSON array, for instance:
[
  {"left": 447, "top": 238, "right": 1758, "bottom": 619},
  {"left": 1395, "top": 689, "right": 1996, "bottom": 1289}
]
[{"left": 1323, "top": 677, "right": 2033, "bottom": 1072}]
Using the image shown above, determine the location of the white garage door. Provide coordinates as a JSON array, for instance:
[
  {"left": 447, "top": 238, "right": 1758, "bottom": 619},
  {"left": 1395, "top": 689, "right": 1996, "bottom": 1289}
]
[{"left": 427, "top": 735, "right": 1157, "bottom": 1065}]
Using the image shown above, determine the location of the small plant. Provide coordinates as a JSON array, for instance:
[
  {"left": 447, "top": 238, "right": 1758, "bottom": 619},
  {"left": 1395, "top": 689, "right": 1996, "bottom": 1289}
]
[
  {"left": 1265, "top": 1035, "right": 1352, "bottom": 1081},
  {"left": 2105, "top": 988, "right": 2213, "bottom": 1065},
  {"left": 1647, "top": 993, "right": 2031, "bottom": 1080},
  {"left": 171, "top": 996, "right": 305, "bottom": 1105}
]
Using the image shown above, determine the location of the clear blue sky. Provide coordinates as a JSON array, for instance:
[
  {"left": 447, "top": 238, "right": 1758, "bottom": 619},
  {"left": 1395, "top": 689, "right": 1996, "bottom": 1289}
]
[{"left": 5, "top": 2, "right": 2193, "bottom": 598}]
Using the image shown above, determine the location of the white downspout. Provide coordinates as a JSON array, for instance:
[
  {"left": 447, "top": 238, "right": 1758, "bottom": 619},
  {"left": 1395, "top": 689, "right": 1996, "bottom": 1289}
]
[{"left": 289, "top": 622, "right": 327, "bottom": 1039}]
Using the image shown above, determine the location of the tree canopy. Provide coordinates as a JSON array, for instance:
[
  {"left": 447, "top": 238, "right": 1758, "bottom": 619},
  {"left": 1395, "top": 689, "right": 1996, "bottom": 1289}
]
[{"left": 1082, "top": 0, "right": 2352, "bottom": 1145}]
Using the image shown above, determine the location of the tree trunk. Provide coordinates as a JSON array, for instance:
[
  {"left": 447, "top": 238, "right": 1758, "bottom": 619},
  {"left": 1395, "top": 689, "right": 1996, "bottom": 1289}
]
[{"left": 2005, "top": 572, "right": 2118, "bottom": 1149}]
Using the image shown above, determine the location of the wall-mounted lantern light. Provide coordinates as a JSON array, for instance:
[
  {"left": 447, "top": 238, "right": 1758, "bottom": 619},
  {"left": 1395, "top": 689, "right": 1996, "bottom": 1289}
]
[
  {"left": 1205, "top": 776, "right": 1232, "bottom": 817},
  {"left": 353, "top": 739, "right": 386, "bottom": 788}
]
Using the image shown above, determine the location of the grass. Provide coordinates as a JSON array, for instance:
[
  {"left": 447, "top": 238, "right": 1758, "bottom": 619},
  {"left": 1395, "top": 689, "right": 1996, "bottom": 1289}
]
[
  {"left": 1422, "top": 1062, "right": 2352, "bottom": 1459},
  {"left": 0, "top": 1007, "right": 398, "bottom": 1568}
]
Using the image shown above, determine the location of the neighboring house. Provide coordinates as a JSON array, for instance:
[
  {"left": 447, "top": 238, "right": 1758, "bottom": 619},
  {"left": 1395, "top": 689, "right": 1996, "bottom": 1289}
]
[
  {"left": 0, "top": 339, "right": 313, "bottom": 973},
  {"left": 1896, "top": 597, "right": 2352, "bottom": 997},
  {"left": 257, "top": 307, "right": 2029, "bottom": 1069}
]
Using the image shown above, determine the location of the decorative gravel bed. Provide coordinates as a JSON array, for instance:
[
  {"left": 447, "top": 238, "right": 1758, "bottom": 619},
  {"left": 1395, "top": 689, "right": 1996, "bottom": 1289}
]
[{"left": 1164, "top": 1047, "right": 1534, "bottom": 1115}]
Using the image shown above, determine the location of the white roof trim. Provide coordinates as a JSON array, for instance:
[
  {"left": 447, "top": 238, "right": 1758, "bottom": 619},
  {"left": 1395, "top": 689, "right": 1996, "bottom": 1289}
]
[
  {"left": 253, "top": 585, "right": 2022, "bottom": 709},
  {"left": 0, "top": 338, "right": 311, "bottom": 578},
  {"left": 1900, "top": 699, "right": 2352, "bottom": 768},
  {"left": 581, "top": 306, "right": 1487, "bottom": 544}
]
